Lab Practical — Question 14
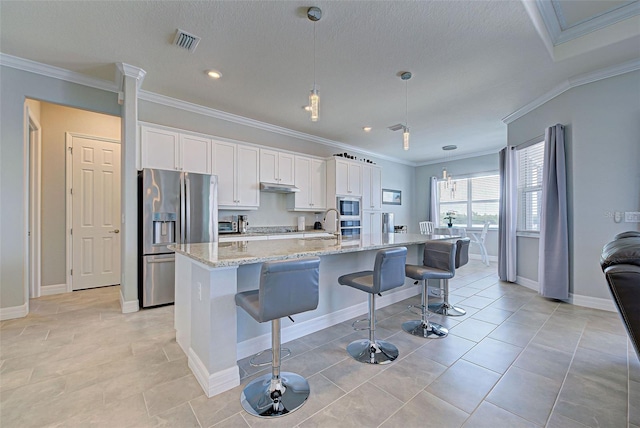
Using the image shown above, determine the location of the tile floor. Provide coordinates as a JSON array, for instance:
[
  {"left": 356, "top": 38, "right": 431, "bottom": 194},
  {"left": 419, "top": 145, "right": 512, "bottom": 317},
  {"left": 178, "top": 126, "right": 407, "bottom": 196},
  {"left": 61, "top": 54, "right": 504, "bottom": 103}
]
[{"left": 1, "top": 260, "right": 638, "bottom": 427}]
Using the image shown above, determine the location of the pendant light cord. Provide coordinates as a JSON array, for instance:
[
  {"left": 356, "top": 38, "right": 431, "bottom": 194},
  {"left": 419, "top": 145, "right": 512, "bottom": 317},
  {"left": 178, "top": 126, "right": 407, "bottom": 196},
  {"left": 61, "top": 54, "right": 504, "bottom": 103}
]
[
  {"left": 405, "top": 78, "right": 408, "bottom": 129},
  {"left": 313, "top": 22, "right": 317, "bottom": 88}
]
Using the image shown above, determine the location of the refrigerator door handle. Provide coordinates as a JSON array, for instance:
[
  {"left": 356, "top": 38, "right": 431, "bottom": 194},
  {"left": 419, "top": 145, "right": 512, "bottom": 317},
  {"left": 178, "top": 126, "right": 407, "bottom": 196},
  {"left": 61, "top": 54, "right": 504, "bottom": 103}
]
[
  {"left": 180, "top": 173, "right": 185, "bottom": 244},
  {"left": 185, "top": 175, "right": 191, "bottom": 243}
]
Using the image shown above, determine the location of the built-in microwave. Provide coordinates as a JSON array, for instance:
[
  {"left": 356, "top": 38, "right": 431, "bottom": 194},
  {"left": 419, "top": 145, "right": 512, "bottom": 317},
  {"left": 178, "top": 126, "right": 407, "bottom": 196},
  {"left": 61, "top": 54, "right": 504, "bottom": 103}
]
[{"left": 337, "top": 197, "right": 361, "bottom": 219}]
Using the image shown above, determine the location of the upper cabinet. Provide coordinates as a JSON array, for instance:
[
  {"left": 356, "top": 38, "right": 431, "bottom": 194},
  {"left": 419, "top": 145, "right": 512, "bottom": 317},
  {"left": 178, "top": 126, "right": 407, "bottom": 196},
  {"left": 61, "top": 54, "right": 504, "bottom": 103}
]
[
  {"left": 212, "top": 140, "right": 259, "bottom": 210},
  {"left": 260, "top": 149, "right": 295, "bottom": 185},
  {"left": 290, "top": 156, "right": 326, "bottom": 211},
  {"left": 140, "top": 125, "right": 211, "bottom": 174},
  {"left": 333, "top": 159, "right": 362, "bottom": 196},
  {"left": 362, "top": 165, "right": 382, "bottom": 211}
]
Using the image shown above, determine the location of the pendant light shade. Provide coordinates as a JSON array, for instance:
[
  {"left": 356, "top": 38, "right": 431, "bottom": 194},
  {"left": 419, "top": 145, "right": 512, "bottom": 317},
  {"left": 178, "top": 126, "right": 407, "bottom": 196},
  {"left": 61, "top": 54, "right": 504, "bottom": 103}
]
[
  {"left": 403, "top": 127, "right": 410, "bottom": 151},
  {"left": 400, "top": 72, "right": 412, "bottom": 151},
  {"left": 307, "top": 7, "right": 321, "bottom": 122}
]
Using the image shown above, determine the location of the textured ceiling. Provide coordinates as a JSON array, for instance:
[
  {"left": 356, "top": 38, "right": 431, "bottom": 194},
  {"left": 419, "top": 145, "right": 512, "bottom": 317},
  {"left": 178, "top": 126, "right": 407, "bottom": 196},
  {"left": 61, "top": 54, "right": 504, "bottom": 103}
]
[{"left": 1, "top": 1, "right": 638, "bottom": 164}]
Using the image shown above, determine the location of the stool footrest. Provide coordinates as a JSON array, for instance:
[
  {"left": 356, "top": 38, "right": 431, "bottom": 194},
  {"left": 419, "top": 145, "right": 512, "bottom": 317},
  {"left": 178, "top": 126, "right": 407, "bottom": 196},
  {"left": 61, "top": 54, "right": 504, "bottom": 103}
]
[
  {"left": 351, "top": 318, "right": 371, "bottom": 331},
  {"left": 249, "top": 348, "right": 292, "bottom": 367},
  {"left": 402, "top": 319, "right": 448, "bottom": 338}
]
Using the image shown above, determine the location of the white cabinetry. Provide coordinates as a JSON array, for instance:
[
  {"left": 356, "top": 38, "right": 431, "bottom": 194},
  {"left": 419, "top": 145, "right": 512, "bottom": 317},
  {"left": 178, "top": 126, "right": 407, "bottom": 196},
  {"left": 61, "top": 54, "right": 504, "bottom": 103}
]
[
  {"left": 140, "top": 125, "right": 211, "bottom": 174},
  {"left": 290, "top": 156, "right": 326, "bottom": 211},
  {"left": 212, "top": 141, "right": 259, "bottom": 210},
  {"left": 362, "top": 165, "right": 382, "bottom": 211},
  {"left": 362, "top": 211, "right": 382, "bottom": 241},
  {"left": 260, "top": 149, "right": 295, "bottom": 185},
  {"left": 333, "top": 159, "right": 362, "bottom": 196}
]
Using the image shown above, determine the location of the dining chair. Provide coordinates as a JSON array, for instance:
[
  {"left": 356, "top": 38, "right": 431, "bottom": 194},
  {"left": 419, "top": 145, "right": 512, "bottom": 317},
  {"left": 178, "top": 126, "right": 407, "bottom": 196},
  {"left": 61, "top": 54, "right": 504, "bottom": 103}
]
[
  {"left": 470, "top": 221, "right": 490, "bottom": 266},
  {"left": 419, "top": 221, "right": 435, "bottom": 235}
]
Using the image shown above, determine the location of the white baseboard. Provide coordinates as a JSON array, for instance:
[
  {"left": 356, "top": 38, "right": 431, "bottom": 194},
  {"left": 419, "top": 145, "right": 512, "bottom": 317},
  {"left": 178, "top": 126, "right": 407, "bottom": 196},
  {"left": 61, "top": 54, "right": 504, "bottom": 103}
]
[
  {"left": 119, "top": 290, "right": 139, "bottom": 314},
  {"left": 469, "top": 254, "right": 498, "bottom": 262},
  {"left": 515, "top": 276, "right": 616, "bottom": 312},
  {"left": 188, "top": 347, "right": 240, "bottom": 398},
  {"left": 237, "top": 284, "right": 421, "bottom": 360},
  {"left": 41, "top": 283, "right": 67, "bottom": 296},
  {"left": 570, "top": 293, "right": 616, "bottom": 312},
  {"left": 0, "top": 302, "right": 28, "bottom": 320},
  {"left": 516, "top": 276, "right": 538, "bottom": 292}
]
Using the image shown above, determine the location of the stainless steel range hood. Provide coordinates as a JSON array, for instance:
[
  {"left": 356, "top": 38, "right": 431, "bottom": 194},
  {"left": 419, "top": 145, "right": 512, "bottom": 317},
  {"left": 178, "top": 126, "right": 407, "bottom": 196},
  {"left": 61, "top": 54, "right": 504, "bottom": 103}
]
[{"left": 260, "top": 182, "right": 300, "bottom": 193}]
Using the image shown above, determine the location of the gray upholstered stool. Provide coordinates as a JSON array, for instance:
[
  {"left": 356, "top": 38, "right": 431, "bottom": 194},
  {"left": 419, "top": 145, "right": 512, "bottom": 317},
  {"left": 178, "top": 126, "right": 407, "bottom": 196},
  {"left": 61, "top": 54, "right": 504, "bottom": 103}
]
[
  {"left": 235, "top": 257, "right": 321, "bottom": 418},
  {"left": 339, "top": 247, "right": 408, "bottom": 364},
  {"left": 403, "top": 241, "right": 457, "bottom": 338},
  {"left": 428, "top": 238, "right": 470, "bottom": 316}
]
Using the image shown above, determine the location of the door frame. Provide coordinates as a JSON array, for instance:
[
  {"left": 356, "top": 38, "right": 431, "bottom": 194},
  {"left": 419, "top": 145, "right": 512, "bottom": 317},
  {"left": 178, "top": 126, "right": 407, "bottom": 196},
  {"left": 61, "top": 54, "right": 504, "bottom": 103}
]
[
  {"left": 65, "top": 132, "right": 121, "bottom": 292},
  {"left": 27, "top": 106, "right": 43, "bottom": 299}
]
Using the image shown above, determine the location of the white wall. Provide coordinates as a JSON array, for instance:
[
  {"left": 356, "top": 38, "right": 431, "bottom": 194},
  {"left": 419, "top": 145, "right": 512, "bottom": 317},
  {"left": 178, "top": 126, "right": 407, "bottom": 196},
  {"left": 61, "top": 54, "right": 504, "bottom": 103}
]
[
  {"left": 508, "top": 70, "right": 640, "bottom": 301},
  {"left": 0, "top": 66, "right": 121, "bottom": 311}
]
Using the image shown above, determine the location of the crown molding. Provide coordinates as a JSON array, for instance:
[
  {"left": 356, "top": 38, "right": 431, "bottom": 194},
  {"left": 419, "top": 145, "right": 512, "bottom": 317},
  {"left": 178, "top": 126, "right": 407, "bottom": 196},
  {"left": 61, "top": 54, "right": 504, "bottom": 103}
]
[
  {"left": 0, "top": 52, "right": 119, "bottom": 93},
  {"left": 138, "top": 90, "right": 416, "bottom": 166},
  {"left": 115, "top": 62, "right": 146, "bottom": 91},
  {"left": 502, "top": 58, "right": 640, "bottom": 124},
  {"left": 414, "top": 147, "right": 501, "bottom": 167}
]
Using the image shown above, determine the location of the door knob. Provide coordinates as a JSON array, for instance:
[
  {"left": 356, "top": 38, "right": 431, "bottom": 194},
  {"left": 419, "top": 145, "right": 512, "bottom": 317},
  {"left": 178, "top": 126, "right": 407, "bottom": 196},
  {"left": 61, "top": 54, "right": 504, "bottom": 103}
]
[{"left": 109, "top": 229, "right": 120, "bottom": 234}]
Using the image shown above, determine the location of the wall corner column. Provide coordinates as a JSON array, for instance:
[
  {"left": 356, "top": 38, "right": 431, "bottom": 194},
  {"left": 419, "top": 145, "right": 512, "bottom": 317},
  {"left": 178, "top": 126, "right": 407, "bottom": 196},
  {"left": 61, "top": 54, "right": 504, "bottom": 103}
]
[{"left": 116, "top": 63, "right": 146, "bottom": 313}]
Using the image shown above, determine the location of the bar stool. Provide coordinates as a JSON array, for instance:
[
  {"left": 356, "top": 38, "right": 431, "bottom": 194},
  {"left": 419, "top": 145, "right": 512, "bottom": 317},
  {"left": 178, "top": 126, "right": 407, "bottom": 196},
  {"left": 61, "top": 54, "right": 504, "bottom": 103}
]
[
  {"left": 339, "top": 247, "right": 408, "bottom": 364},
  {"left": 403, "top": 241, "right": 456, "bottom": 338},
  {"left": 235, "top": 257, "right": 321, "bottom": 418},
  {"left": 428, "top": 238, "right": 470, "bottom": 317}
]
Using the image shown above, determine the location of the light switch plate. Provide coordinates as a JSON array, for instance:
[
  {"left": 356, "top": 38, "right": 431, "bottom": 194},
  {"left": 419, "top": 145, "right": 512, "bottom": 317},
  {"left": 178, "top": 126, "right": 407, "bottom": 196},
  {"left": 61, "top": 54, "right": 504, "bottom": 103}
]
[{"left": 625, "top": 211, "right": 640, "bottom": 222}]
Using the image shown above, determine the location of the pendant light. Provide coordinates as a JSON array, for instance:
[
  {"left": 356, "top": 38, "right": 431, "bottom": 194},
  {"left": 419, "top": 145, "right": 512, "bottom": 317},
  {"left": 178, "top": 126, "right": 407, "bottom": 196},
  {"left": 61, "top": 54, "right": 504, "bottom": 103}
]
[
  {"left": 400, "top": 72, "right": 412, "bottom": 151},
  {"left": 307, "top": 7, "right": 322, "bottom": 122},
  {"left": 442, "top": 145, "right": 457, "bottom": 197}
]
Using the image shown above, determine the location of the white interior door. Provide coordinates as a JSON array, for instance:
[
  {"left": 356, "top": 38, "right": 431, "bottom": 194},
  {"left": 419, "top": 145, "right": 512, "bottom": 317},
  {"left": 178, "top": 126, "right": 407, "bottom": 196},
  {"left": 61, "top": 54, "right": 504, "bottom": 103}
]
[{"left": 71, "top": 135, "right": 121, "bottom": 290}]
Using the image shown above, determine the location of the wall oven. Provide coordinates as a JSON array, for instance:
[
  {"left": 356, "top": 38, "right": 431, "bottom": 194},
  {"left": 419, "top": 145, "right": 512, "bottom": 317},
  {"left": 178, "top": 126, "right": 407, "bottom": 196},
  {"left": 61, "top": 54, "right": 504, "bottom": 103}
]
[{"left": 340, "top": 220, "right": 361, "bottom": 239}]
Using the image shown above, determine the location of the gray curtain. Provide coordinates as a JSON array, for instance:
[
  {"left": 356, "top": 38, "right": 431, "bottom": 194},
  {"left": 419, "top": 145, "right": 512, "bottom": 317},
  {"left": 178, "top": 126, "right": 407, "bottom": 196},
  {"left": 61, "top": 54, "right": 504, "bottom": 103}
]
[
  {"left": 498, "top": 147, "right": 517, "bottom": 282},
  {"left": 429, "top": 176, "right": 438, "bottom": 225},
  {"left": 538, "top": 124, "right": 569, "bottom": 300}
]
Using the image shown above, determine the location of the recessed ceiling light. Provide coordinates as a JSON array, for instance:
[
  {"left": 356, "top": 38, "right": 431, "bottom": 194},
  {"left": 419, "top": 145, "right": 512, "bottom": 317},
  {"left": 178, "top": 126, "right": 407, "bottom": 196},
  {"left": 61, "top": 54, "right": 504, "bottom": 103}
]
[
  {"left": 206, "top": 70, "right": 222, "bottom": 79},
  {"left": 363, "top": 127, "right": 372, "bottom": 132}
]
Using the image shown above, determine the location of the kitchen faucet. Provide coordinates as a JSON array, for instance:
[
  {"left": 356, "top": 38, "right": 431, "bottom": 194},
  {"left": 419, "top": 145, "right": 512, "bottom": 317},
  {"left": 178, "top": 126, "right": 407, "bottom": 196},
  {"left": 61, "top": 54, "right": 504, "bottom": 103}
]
[{"left": 323, "top": 208, "right": 342, "bottom": 244}]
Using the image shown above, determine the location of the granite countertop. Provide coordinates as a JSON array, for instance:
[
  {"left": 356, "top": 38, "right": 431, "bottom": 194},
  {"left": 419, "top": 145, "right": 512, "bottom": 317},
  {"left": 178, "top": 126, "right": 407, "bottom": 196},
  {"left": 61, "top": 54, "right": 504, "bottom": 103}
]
[
  {"left": 170, "top": 233, "right": 458, "bottom": 268},
  {"left": 220, "top": 228, "right": 329, "bottom": 238}
]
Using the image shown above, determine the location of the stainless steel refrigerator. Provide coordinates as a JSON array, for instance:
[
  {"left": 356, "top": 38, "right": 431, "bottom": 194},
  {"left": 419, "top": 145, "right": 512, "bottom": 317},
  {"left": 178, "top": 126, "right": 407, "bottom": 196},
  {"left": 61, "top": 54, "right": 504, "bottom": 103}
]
[{"left": 138, "top": 168, "right": 218, "bottom": 308}]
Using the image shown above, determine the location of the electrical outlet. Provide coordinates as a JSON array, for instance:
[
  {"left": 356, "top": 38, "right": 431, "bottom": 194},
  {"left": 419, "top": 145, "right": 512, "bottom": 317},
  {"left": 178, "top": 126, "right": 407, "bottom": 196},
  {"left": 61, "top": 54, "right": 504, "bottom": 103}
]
[
  {"left": 197, "top": 282, "right": 202, "bottom": 301},
  {"left": 625, "top": 211, "right": 640, "bottom": 223}
]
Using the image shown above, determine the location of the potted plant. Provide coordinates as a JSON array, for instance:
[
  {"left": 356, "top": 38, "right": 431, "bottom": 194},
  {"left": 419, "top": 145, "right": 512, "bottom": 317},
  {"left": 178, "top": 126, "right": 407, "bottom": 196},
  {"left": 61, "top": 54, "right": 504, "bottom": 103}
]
[{"left": 443, "top": 211, "right": 456, "bottom": 228}]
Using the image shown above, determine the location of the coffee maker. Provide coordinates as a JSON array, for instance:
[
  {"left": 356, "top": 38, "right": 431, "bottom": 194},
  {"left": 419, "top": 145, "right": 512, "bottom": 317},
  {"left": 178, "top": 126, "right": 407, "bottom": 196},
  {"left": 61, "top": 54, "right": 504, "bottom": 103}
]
[{"left": 238, "top": 215, "right": 249, "bottom": 234}]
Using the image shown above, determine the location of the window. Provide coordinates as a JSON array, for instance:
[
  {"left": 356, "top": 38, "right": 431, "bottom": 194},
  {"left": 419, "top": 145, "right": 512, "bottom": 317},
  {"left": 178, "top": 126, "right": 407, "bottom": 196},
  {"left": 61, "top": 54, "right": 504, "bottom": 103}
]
[
  {"left": 517, "top": 141, "right": 545, "bottom": 232},
  {"left": 437, "top": 174, "right": 499, "bottom": 228}
]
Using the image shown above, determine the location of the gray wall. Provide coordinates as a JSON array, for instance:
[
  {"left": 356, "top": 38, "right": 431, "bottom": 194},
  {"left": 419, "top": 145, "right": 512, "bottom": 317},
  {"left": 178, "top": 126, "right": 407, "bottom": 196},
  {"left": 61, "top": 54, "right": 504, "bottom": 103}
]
[
  {"left": 0, "top": 66, "right": 120, "bottom": 310},
  {"left": 508, "top": 70, "right": 640, "bottom": 300},
  {"left": 414, "top": 153, "right": 500, "bottom": 258}
]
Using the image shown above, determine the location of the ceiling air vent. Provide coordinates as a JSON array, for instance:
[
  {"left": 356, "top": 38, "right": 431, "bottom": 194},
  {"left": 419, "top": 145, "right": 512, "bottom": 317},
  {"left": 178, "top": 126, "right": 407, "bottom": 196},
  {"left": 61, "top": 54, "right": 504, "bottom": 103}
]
[
  {"left": 388, "top": 124, "right": 404, "bottom": 132},
  {"left": 173, "top": 29, "right": 201, "bottom": 53}
]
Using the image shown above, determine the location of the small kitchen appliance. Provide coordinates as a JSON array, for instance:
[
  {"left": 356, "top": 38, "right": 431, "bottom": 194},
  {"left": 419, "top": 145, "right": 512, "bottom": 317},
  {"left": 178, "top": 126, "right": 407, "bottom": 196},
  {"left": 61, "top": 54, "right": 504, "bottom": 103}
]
[{"left": 238, "top": 215, "right": 249, "bottom": 234}]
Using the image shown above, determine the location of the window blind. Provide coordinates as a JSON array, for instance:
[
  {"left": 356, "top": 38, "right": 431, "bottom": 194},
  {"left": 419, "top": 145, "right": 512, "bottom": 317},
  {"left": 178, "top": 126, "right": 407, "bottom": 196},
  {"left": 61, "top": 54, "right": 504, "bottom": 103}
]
[{"left": 517, "top": 141, "right": 545, "bottom": 231}]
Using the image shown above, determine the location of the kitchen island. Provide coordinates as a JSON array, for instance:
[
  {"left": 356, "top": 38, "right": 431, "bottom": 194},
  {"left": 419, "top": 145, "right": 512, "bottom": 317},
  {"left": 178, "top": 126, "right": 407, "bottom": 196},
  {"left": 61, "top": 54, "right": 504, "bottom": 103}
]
[{"left": 170, "top": 233, "right": 456, "bottom": 397}]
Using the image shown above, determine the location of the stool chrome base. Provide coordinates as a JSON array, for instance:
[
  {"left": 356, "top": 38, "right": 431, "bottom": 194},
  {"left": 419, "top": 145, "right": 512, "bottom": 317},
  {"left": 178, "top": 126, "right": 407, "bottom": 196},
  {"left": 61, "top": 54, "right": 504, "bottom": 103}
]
[
  {"left": 402, "top": 320, "right": 448, "bottom": 338},
  {"left": 240, "top": 372, "right": 310, "bottom": 418},
  {"left": 428, "top": 302, "right": 466, "bottom": 317},
  {"left": 347, "top": 339, "right": 398, "bottom": 364}
]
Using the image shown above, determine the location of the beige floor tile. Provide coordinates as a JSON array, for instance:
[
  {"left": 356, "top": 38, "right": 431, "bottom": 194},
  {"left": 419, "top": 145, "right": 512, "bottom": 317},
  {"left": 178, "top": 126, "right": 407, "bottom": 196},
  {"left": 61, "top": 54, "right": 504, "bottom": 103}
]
[
  {"left": 426, "top": 359, "right": 501, "bottom": 414},
  {"left": 462, "top": 402, "right": 539, "bottom": 428},
  {"left": 151, "top": 402, "right": 201, "bottom": 427},
  {"left": 380, "top": 390, "right": 469, "bottom": 428},
  {"left": 212, "top": 413, "right": 251, "bottom": 427},
  {"left": 513, "top": 342, "right": 573, "bottom": 381},
  {"left": 369, "top": 351, "right": 447, "bottom": 402},
  {"left": 298, "top": 381, "right": 403, "bottom": 428},
  {"left": 413, "top": 333, "right": 476, "bottom": 367},
  {"left": 449, "top": 319, "right": 497, "bottom": 343},
  {"left": 487, "top": 366, "right": 562, "bottom": 426},
  {"left": 143, "top": 374, "right": 204, "bottom": 417},
  {"left": 462, "top": 337, "right": 523, "bottom": 374}
]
